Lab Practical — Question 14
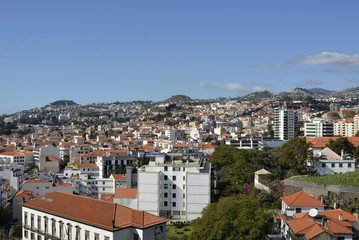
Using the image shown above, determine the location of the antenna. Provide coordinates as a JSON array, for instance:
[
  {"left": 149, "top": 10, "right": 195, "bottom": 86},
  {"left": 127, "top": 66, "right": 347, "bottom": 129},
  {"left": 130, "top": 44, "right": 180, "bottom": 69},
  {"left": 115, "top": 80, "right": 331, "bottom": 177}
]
[{"left": 309, "top": 208, "right": 318, "bottom": 217}]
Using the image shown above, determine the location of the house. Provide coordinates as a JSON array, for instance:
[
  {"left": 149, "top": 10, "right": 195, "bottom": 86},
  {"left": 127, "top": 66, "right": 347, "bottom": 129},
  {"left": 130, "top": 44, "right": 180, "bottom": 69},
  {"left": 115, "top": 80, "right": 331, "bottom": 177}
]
[
  {"left": 314, "top": 147, "right": 355, "bottom": 175},
  {"left": 37, "top": 155, "right": 60, "bottom": 173},
  {"left": 283, "top": 208, "right": 358, "bottom": 239},
  {"left": 22, "top": 191, "right": 168, "bottom": 240},
  {"left": 281, "top": 191, "right": 325, "bottom": 217},
  {"left": 12, "top": 190, "right": 33, "bottom": 220},
  {"left": 22, "top": 179, "right": 73, "bottom": 197}
]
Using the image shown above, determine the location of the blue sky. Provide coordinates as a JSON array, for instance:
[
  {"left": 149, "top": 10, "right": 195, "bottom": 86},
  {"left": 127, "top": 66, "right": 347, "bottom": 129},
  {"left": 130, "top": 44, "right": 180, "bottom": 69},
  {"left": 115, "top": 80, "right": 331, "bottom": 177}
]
[{"left": 1, "top": 1, "right": 359, "bottom": 114}]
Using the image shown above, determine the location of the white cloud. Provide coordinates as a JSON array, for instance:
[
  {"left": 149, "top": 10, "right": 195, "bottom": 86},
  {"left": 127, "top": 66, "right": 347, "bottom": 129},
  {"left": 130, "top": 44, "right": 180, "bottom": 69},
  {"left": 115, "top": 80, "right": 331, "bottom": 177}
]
[
  {"left": 198, "top": 82, "right": 207, "bottom": 87},
  {"left": 211, "top": 82, "right": 246, "bottom": 93},
  {"left": 296, "top": 79, "right": 323, "bottom": 87},
  {"left": 295, "top": 52, "right": 359, "bottom": 67},
  {"left": 252, "top": 85, "right": 268, "bottom": 92}
]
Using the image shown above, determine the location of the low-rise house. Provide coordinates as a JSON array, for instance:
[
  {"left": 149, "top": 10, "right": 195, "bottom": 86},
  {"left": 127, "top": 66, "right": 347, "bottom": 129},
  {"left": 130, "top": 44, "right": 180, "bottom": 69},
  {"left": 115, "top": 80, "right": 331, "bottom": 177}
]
[
  {"left": 314, "top": 147, "right": 356, "bottom": 175},
  {"left": 12, "top": 190, "right": 33, "bottom": 220},
  {"left": 37, "top": 155, "right": 60, "bottom": 173},
  {"left": 281, "top": 191, "right": 325, "bottom": 217},
  {"left": 22, "top": 191, "right": 168, "bottom": 240}
]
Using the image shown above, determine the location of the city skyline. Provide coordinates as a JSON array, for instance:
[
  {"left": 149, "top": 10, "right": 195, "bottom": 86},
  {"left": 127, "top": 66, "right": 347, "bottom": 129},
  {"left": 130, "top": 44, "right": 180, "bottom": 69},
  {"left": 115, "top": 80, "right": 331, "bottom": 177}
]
[{"left": 1, "top": 1, "right": 359, "bottom": 114}]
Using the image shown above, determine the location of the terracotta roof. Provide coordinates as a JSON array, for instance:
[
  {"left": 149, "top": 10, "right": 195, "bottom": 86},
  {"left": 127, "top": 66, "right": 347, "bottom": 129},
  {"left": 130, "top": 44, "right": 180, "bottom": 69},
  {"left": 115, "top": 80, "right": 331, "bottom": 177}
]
[
  {"left": 22, "top": 191, "right": 168, "bottom": 231},
  {"left": 111, "top": 174, "right": 127, "bottom": 181},
  {"left": 307, "top": 137, "right": 359, "bottom": 148},
  {"left": 287, "top": 217, "right": 332, "bottom": 239},
  {"left": 14, "top": 190, "right": 34, "bottom": 198},
  {"left": 114, "top": 188, "right": 138, "bottom": 198},
  {"left": 81, "top": 163, "right": 99, "bottom": 169},
  {"left": 41, "top": 155, "right": 59, "bottom": 162},
  {"left": 281, "top": 191, "right": 325, "bottom": 207}
]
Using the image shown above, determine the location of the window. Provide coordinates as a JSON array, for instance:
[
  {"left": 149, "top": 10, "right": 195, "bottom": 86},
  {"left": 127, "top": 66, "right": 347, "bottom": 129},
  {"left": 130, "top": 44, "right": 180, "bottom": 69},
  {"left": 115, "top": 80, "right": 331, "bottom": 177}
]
[
  {"left": 67, "top": 224, "right": 72, "bottom": 240},
  {"left": 164, "top": 184, "right": 168, "bottom": 189},
  {"left": 322, "top": 163, "right": 326, "bottom": 168},
  {"left": 296, "top": 208, "right": 301, "bottom": 213},
  {"left": 45, "top": 187, "right": 49, "bottom": 189},
  {"left": 331, "top": 163, "right": 335, "bottom": 168},
  {"left": 348, "top": 163, "right": 352, "bottom": 168},
  {"left": 94, "top": 233, "right": 99, "bottom": 240},
  {"left": 339, "top": 163, "right": 343, "bottom": 168},
  {"left": 183, "top": 202, "right": 186, "bottom": 207},
  {"left": 133, "top": 233, "right": 139, "bottom": 240},
  {"left": 183, "top": 193, "right": 185, "bottom": 198},
  {"left": 103, "top": 187, "right": 105, "bottom": 191},
  {"left": 183, "top": 176, "right": 185, "bottom": 180},
  {"left": 85, "top": 231, "right": 90, "bottom": 240},
  {"left": 164, "top": 175, "right": 168, "bottom": 180},
  {"left": 164, "top": 166, "right": 168, "bottom": 171},
  {"left": 52, "top": 219, "right": 56, "bottom": 235},
  {"left": 172, "top": 184, "right": 176, "bottom": 189},
  {"left": 164, "top": 192, "right": 168, "bottom": 198},
  {"left": 59, "top": 222, "right": 64, "bottom": 239},
  {"left": 24, "top": 230, "right": 28, "bottom": 238},
  {"left": 172, "top": 202, "right": 176, "bottom": 207},
  {"left": 75, "top": 226, "right": 81, "bottom": 240},
  {"left": 172, "top": 176, "right": 176, "bottom": 181},
  {"left": 183, "top": 167, "right": 185, "bottom": 171},
  {"left": 24, "top": 212, "right": 28, "bottom": 226},
  {"left": 31, "top": 232, "right": 35, "bottom": 240},
  {"left": 37, "top": 235, "right": 42, "bottom": 240},
  {"left": 44, "top": 217, "right": 48, "bottom": 233},
  {"left": 183, "top": 184, "right": 185, "bottom": 189},
  {"left": 31, "top": 214, "right": 34, "bottom": 227},
  {"left": 103, "top": 181, "right": 105, "bottom": 185},
  {"left": 173, "top": 193, "right": 176, "bottom": 198},
  {"left": 164, "top": 201, "right": 168, "bottom": 206},
  {"left": 37, "top": 216, "right": 41, "bottom": 230},
  {"left": 104, "top": 237, "right": 110, "bottom": 240}
]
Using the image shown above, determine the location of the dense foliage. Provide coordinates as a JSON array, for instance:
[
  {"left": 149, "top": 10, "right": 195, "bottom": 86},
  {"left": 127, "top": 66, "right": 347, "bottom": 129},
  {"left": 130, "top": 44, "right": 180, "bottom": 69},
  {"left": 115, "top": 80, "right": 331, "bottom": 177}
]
[{"left": 186, "top": 194, "right": 274, "bottom": 240}]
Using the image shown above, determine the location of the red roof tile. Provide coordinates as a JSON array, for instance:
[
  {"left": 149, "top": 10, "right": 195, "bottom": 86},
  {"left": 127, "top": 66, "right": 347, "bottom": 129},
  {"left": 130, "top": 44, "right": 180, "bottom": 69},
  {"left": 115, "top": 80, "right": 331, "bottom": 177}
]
[
  {"left": 22, "top": 191, "right": 168, "bottom": 231},
  {"left": 281, "top": 191, "right": 325, "bottom": 207}
]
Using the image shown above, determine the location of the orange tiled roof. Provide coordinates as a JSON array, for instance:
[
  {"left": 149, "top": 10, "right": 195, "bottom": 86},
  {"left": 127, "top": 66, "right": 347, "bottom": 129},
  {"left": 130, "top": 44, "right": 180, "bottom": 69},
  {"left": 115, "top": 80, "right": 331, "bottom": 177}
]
[
  {"left": 281, "top": 191, "right": 325, "bottom": 207},
  {"left": 22, "top": 191, "right": 168, "bottom": 231},
  {"left": 307, "top": 137, "right": 359, "bottom": 148},
  {"left": 114, "top": 188, "right": 137, "bottom": 198},
  {"left": 14, "top": 190, "right": 33, "bottom": 198},
  {"left": 111, "top": 174, "right": 126, "bottom": 181},
  {"left": 81, "top": 163, "right": 98, "bottom": 169}
]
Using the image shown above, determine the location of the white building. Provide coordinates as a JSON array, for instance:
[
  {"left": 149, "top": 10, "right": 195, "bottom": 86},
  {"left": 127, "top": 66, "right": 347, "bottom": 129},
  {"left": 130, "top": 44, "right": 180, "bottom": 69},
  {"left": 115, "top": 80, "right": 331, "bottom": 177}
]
[
  {"left": 32, "top": 145, "right": 60, "bottom": 162},
  {"left": 22, "top": 191, "right": 168, "bottom": 240},
  {"left": 314, "top": 147, "right": 356, "bottom": 176},
  {"left": 137, "top": 154, "right": 211, "bottom": 221},
  {"left": 281, "top": 191, "right": 325, "bottom": 217},
  {"left": 274, "top": 105, "right": 298, "bottom": 140},
  {"left": 22, "top": 179, "right": 73, "bottom": 198},
  {"left": 304, "top": 120, "right": 334, "bottom": 138}
]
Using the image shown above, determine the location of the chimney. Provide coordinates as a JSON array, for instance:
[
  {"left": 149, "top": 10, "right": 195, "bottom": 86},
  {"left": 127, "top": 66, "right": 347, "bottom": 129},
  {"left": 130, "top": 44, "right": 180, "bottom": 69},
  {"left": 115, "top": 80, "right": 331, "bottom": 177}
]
[{"left": 339, "top": 214, "right": 343, "bottom": 221}]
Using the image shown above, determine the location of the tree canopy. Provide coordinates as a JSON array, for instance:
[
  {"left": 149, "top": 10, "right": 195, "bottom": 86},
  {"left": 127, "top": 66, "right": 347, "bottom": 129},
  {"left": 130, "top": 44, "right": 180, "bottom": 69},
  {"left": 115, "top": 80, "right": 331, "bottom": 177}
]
[
  {"left": 187, "top": 194, "right": 274, "bottom": 240},
  {"left": 326, "top": 137, "right": 355, "bottom": 156},
  {"left": 278, "top": 137, "right": 312, "bottom": 175}
]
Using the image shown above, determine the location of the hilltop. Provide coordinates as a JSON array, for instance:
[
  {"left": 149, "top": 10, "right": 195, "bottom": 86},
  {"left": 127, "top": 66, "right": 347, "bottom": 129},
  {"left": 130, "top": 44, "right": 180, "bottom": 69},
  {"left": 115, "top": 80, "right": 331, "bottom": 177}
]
[
  {"left": 165, "top": 95, "right": 192, "bottom": 103},
  {"left": 46, "top": 100, "right": 78, "bottom": 107}
]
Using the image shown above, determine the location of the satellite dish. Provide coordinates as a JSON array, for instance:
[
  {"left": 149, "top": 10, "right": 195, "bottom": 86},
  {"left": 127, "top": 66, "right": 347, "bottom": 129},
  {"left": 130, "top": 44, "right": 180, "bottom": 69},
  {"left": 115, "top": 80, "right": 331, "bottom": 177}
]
[{"left": 309, "top": 208, "right": 318, "bottom": 217}]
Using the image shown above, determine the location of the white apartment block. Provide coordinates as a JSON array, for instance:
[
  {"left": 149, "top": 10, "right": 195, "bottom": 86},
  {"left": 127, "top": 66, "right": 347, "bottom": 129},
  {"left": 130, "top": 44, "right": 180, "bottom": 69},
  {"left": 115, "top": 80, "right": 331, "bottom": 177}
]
[
  {"left": 0, "top": 151, "right": 26, "bottom": 166},
  {"left": 22, "top": 192, "right": 168, "bottom": 240},
  {"left": 304, "top": 120, "right": 334, "bottom": 138},
  {"left": 274, "top": 105, "right": 298, "bottom": 140},
  {"left": 137, "top": 153, "right": 211, "bottom": 221},
  {"left": 32, "top": 145, "right": 60, "bottom": 162},
  {"left": 22, "top": 179, "right": 73, "bottom": 198}
]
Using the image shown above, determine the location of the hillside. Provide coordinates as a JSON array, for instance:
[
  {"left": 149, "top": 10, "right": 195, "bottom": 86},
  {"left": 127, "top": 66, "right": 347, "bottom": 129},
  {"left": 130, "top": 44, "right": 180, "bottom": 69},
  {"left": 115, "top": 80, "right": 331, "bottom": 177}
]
[
  {"left": 47, "top": 100, "right": 78, "bottom": 107},
  {"left": 165, "top": 95, "right": 192, "bottom": 103}
]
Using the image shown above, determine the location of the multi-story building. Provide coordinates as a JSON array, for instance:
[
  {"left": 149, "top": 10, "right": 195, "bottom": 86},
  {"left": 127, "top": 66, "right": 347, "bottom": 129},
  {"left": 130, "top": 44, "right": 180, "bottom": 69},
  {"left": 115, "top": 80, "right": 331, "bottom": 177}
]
[
  {"left": 22, "top": 191, "right": 168, "bottom": 240},
  {"left": 274, "top": 105, "right": 298, "bottom": 140},
  {"left": 304, "top": 120, "right": 334, "bottom": 138},
  {"left": 334, "top": 118, "right": 355, "bottom": 137},
  {"left": 137, "top": 153, "right": 211, "bottom": 221}
]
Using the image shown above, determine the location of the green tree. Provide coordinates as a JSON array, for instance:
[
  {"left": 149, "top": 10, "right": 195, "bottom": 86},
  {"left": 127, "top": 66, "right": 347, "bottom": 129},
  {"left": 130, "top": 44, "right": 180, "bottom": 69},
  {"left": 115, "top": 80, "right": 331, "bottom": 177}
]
[
  {"left": 188, "top": 194, "right": 274, "bottom": 240},
  {"left": 326, "top": 137, "right": 355, "bottom": 156},
  {"left": 278, "top": 137, "right": 312, "bottom": 175},
  {"left": 267, "top": 124, "right": 274, "bottom": 138}
]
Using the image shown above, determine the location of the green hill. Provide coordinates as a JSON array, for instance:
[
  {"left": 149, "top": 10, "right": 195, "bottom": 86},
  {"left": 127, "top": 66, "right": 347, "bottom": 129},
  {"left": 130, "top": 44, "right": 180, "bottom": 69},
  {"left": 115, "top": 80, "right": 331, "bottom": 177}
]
[
  {"left": 165, "top": 95, "right": 192, "bottom": 103},
  {"left": 47, "top": 100, "right": 78, "bottom": 107}
]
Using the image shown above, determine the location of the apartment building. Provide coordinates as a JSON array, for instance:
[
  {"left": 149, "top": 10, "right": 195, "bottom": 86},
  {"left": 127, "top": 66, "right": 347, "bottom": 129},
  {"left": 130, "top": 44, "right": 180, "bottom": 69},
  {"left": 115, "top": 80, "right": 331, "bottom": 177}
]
[
  {"left": 274, "top": 105, "right": 298, "bottom": 140},
  {"left": 304, "top": 120, "right": 334, "bottom": 138},
  {"left": 137, "top": 153, "right": 211, "bottom": 221}
]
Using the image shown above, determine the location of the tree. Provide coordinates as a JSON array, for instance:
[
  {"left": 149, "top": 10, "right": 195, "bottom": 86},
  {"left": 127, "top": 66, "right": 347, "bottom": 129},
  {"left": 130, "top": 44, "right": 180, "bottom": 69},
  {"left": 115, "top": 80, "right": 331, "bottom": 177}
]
[
  {"left": 187, "top": 194, "right": 274, "bottom": 240},
  {"left": 326, "top": 137, "right": 355, "bottom": 156},
  {"left": 278, "top": 137, "right": 312, "bottom": 175}
]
